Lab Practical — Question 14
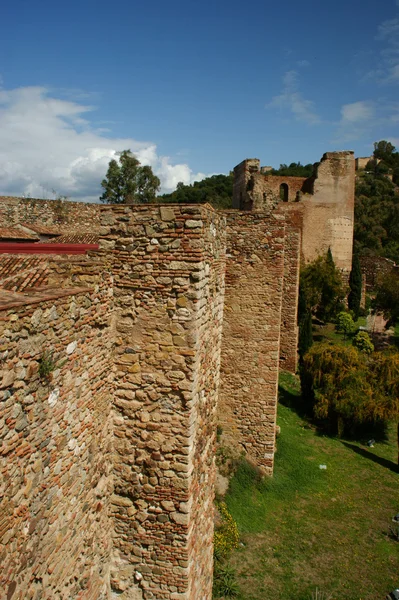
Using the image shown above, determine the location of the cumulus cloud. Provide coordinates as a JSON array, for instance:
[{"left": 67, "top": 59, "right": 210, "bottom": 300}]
[
  {"left": 0, "top": 85, "right": 206, "bottom": 201},
  {"left": 266, "top": 70, "right": 320, "bottom": 125}
]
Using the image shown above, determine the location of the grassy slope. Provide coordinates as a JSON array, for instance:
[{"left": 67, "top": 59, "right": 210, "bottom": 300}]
[{"left": 225, "top": 373, "right": 399, "bottom": 600}]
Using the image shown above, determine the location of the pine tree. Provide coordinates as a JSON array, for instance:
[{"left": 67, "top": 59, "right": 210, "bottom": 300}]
[{"left": 348, "top": 253, "right": 362, "bottom": 321}]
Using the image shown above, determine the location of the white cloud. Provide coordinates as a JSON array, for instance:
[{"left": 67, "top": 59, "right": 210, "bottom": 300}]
[
  {"left": 340, "top": 101, "right": 374, "bottom": 123},
  {"left": 266, "top": 70, "right": 320, "bottom": 125},
  {"left": 333, "top": 101, "right": 375, "bottom": 142},
  {"left": 0, "top": 85, "right": 206, "bottom": 201}
]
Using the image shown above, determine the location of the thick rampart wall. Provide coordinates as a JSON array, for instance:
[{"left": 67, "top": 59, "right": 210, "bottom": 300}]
[
  {"left": 0, "top": 196, "right": 100, "bottom": 232},
  {"left": 0, "top": 264, "right": 114, "bottom": 600},
  {"left": 278, "top": 206, "right": 303, "bottom": 372},
  {"left": 99, "top": 204, "right": 225, "bottom": 600},
  {"left": 218, "top": 211, "right": 285, "bottom": 474}
]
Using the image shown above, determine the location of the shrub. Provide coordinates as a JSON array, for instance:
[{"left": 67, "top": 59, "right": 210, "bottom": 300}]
[
  {"left": 213, "top": 563, "right": 240, "bottom": 598},
  {"left": 38, "top": 351, "right": 56, "bottom": 380},
  {"left": 352, "top": 331, "right": 374, "bottom": 354},
  {"left": 335, "top": 311, "right": 356, "bottom": 338},
  {"left": 214, "top": 502, "right": 239, "bottom": 560}
]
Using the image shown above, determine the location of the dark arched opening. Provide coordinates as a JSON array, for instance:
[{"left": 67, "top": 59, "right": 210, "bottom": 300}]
[{"left": 279, "top": 183, "right": 289, "bottom": 202}]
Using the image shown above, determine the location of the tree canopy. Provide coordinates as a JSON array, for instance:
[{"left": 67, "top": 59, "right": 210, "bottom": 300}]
[
  {"left": 354, "top": 141, "right": 399, "bottom": 262},
  {"left": 100, "top": 150, "right": 160, "bottom": 204},
  {"left": 302, "top": 343, "right": 399, "bottom": 459},
  {"left": 159, "top": 174, "right": 233, "bottom": 209},
  {"left": 271, "top": 162, "right": 314, "bottom": 178},
  {"left": 300, "top": 250, "right": 345, "bottom": 322}
]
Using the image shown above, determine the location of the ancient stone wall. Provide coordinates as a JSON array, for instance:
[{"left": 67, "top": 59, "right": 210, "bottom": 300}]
[
  {"left": 278, "top": 206, "right": 303, "bottom": 372},
  {"left": 218, "top": 210, "right": 285, "bottom": 475},
  {"left": 232, "top": 152, "right": 355, "bottom": 275},
  {"left": 0, "top": 196, "right": 100, "bottom": 232},
  {"left": 232, "top": 160, "right": 307, "bottom": 209},
  {"left": 0, "top": 265, "right": 114, "bottom": 600},
  {"left": 99, "top": 204, "right": 225, "bottom": 599}
]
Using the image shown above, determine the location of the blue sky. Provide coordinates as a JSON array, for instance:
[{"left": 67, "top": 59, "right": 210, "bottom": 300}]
[{"left": 1, "top": 0, "right": 399, "bottom": 200}]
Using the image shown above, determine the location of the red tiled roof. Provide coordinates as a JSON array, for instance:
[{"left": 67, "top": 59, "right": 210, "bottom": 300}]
[
  {"left": 0, "top": 227, "right": 39, "bottom": 241},
  {"left": 0, "top": 256, "right": 49, "bottom": 292},
  {"left": 20, "top": 223, "right": 61, "bottom": 236},
  {"left": 45, "top": 233, "right": 98, "bottom": 244}
]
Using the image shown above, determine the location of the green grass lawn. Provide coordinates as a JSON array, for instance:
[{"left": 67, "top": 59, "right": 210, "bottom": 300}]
[
  {"left": 313, "top": 317, "right": 367, "bottom": 347},
  {"left": 223, "top": 372, "right": 399, "bottom": 600}
]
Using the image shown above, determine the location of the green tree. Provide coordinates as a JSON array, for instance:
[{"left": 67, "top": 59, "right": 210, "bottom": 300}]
[
  {"left": 160, "top": 173, "right": 233, "bottom": 209},
  {"left": 348, "top": 253, "right": 362, "bottom": 321},
  {"left": 300, "top": 250, "right": 345, "bottom": 322},
  {"left": 100, "top": 150, "right": 160, "bottom": 204},
  {"left": 303, "top": 343, "right": 399, "bottom": 460},
  {"left": 374, "top": 271, "right": 399, "bottom": 326},
  {"left": 298, "top": 285, "right": 313, "bottom": 359},
  {"left": 271, "top": 162, "right": 314, "bottom": 177},
  {"left": 336, "top": 311, "right": 356, "bottom": 339},
  {"left": 352, "top": 331, "right": 374, "bottom": 354}
]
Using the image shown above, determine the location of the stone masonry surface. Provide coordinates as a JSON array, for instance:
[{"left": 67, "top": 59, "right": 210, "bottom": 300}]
[
  {"left": 98, "top": 204, "right": 225, "bottom": 600},
  {"left": 232, "top": 151, "right": 355, "bottom": 275},
  {"left": 0, "top": 258, "right": 114, "bottom": 600},
  {"left": 218, "top": 210, "right": 285, "bottom": 475},
  {"left": 0, "top": 197, "right": 100, "bottom": 233},
  {"left": 0, "top": 148, "right": 356, "bottom": 598}
]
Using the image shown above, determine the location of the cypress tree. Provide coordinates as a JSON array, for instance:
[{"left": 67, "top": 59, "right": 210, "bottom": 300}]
[
  {"left": 298, "top": 310, "right": 313, "bottom": 359},
  {"left": 348, "top": 253, "right": 362, "bottom": 321}
]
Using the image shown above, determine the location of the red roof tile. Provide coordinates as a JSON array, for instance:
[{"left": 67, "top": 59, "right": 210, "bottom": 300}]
[
  {"left": 0, "top": 227, "right": 39, "bottom": 241},
  {"left": 45, "top": 233, "right": 98, "bottom": 244},
  {"left": 0, "top": 256, "right": 49, "bottom": 292},
  {"left": 20, "top": 223, "right": 61, "bottom": 236}
]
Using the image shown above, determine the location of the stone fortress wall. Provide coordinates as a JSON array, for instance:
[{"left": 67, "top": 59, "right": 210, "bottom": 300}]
[
  {"left": 0, "top": 150, "right": 355, "bottom": 599},
  {"left": 233, "top": 151, "right": 355, "bottom": 274}
]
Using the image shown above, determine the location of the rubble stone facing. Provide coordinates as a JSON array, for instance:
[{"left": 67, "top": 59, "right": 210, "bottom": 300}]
[
  {"left": 0, "top": 264, "right": 114, "bottom": 600},
  {"left": 0, "top": 150, "right": 356, "bottom": 598},
  {"left": 98, "top": 204, "right": 225, "bottom": 599},
  {"left": 0, "top": 196, "right": 100, "bottom": 232},
  {"left": 218, "top": 210, "right": 286, "bottom": 475},
  {"left": 278, "top": 206, "right": 303, "bottom": 373}
]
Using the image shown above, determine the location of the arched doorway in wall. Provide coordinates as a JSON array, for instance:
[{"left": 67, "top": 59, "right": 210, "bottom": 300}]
[{"left": 279, "top": 183, "right": 289, "bottom": 202}]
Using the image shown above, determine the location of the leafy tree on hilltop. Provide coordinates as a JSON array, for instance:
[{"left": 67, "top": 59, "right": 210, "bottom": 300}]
[
  {"left": 159, "top": 174, "right": 233, "bottom": 209},
  {"left": 354, "top": 141, "right": 399, "bottom": 262},
  {"left": 271, "top": 162, "right": 314, "bottom": 178},
  {"left": 100, "top": 150, "right": 160, "bottom": 204}
]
